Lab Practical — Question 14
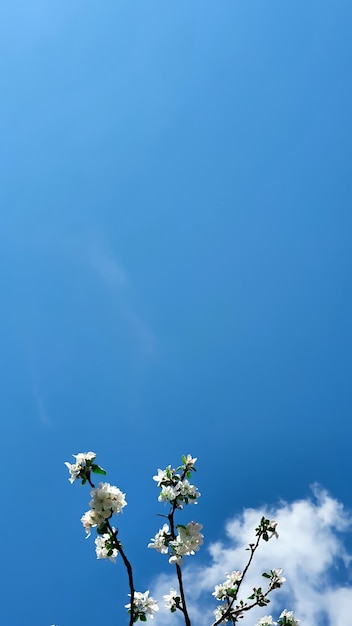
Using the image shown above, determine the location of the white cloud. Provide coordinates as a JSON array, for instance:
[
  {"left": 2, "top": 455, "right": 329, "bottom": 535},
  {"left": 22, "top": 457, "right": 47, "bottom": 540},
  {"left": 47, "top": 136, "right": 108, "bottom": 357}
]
[
  {"left": 150, "top": 487, "right": 352, "bottom": 626},
  {"left": 31, "top": 383, "right": 51, "bottom": 426},
  {"left": 27, "top": 351, "right": 53, "bottom": 427},
  {"left": 88, "top": 242, "right": 128, "bottom": 290},
  {"left": 87, "top": 239, "right": 155, "bottom": 355}
]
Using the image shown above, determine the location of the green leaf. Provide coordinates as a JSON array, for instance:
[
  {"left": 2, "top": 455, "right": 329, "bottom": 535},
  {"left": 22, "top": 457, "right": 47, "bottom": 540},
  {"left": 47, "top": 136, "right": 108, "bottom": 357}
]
[
  {"left": 262, "top": 572, "right": 271, "bottom": 578},
  {"left": 140, "top": 614, "right": 147, "bottom": 622},
  {"left": 228, "top": 588, "right": 237, "bottom": 598},
  {"left": 182, "top": 455, "right": 187, "bottom": 464},
  {"left": 91, "top": 464, "right": 107, "bottom": 475}
]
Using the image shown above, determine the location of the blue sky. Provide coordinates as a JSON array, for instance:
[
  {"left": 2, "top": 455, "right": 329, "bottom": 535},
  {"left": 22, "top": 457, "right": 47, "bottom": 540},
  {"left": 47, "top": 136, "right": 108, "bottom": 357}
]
[{"left": 0, "top": 1, "right": 351, "bottom": 625}]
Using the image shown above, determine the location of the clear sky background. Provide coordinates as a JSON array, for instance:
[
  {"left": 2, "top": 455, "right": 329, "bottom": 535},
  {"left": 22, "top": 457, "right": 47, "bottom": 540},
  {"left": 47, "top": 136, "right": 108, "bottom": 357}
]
[{"left": 0, "top": 1, "right": 351, "bottom": 625}]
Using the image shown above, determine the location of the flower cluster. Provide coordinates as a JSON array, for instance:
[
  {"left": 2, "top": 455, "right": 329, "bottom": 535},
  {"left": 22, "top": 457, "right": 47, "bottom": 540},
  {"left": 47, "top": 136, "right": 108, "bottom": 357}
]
[
  {"left": 95, "top": 529, "right": 119, "bottom": 562},
  {"left": 148, "top": 521, "right": 203, "bottom": 565},
  {"left": 247, "top": 568, "right": 286, "bottom": 611},
  {"left": 65, "top": 451, "right": 107, "bottom": 487},
  {"left": 255, "top": 610, "right": 300, "bottom": 626},
  {"left": 212, "top": 571, "right": 242, "bottom": 600},
  {"left": 149, "top": 455, "right": 203, "bottom": 568},
  {"left": 266, "top": 569, "right": 286, "bottom": 590},
  {"left": 256, "top": 617, "right": 276, "bottom": 626},
  {"left": 81, "top": 482, "right": 127, "bottom": 536},
  {"left": 169, "top": 521, "right": 204, "bottom": 565},
  {"left": 213, "top": 604, "right": 235, "bottom": 624},
  {"left": 277, "top": 610, "right": 300, "bottom": 625},
  {"left": 212, "top": 520, "right": 285, "bottom": 625},
  {"left": 65, "top": 451, "right": 98, "bottom": 484},
  {"left": 148, "top": 524, "right": 170, "bottom": 554},
  {"left": 125, "top": 591, "right": 159, "bottom": 621},
  {"left": 255, "top": 517, "right": 279, "bottom": 542},
  {"left": 163, "top": 588, "right": 181, "bottom": 612},
  {"left": 153, "top": 454, "right": 200, "bottom": 508}
]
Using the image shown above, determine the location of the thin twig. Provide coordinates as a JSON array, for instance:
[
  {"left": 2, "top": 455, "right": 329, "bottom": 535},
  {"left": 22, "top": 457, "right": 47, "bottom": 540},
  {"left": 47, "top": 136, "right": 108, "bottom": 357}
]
[{"left": 106, "top": 520, "right": 136, "bottom": 626}]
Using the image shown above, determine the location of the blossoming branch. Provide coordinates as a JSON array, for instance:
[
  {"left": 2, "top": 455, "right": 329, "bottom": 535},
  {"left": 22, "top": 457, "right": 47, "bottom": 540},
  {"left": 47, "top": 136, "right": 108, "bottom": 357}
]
[{"left": 65, "top": 452, "right": 299, "bottom": 626}]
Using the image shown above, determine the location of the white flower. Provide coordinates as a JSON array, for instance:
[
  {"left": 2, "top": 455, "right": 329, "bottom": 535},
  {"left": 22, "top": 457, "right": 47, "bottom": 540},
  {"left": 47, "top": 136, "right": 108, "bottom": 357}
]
[
  {"left": 148, "top": 524, "right": 170, "bottom": 553},
  {"left": 158, "top": 485, "right": 178, "bottom": 503},
  {"left": 212, "top": 571, "right": 242, "bottom": 599},
  {"left": 163, "top": 588, "right": 179, "bottom": 611},
  {"left": 256, "top": 617, "right": 276, "bottom": 626},
  {"left": 81, "top": 484, "right": 126, "bottom": 536},
  {"left": 64, "top": 461, "right": 81, "bottom": 484},
  {"left": 177, "top": 479, "right": 200, "bottom": 502},
  {"left": 64, "top": 452, "right": 96, "bottom": 483},
  {"left": 90, "top": 482, "right": 127, "bottom": 517},
  {"left": 184, "top": 454, "right": 197, "bottom": 466},
  {"left": 177, "top": 521, "right": 204, "bottom": 552},
  {"left": 279, "top": 610, "right": 300, "bottom": 625},
  {"left": 169, "top": 522, "right": 203, "bottom": 564},
  {"left": 125, "top": 590, "right": 159, "bottom": 619},
  {"left": 74, "top": 451, "right": 96, "bottom": 465},
  {"left": 212, "top": 583, "right": 228, "bottom": 600},
  {"left": 213, "top": 605, "right": 232, "bottom": 623},
  {"left": 225, "top": 570, "right": 242, "bottom": 585},
  {"left": 169, "top": 553, "right": 184, "bottom": 565},
  {"left": 270, "top": 568, "right": 286, "bottom": 588},
  {"left": 95, "top": 531, "right": 118, "bottom": 562},
  {"left": 268, "top": 520, "right": 279, "bottom": 539},
  {"left": 153, "top": 466, "right": 172, "bottom": 486},
  {"left": 81, "top": 509, "right": 104, "bottom": 537}
]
